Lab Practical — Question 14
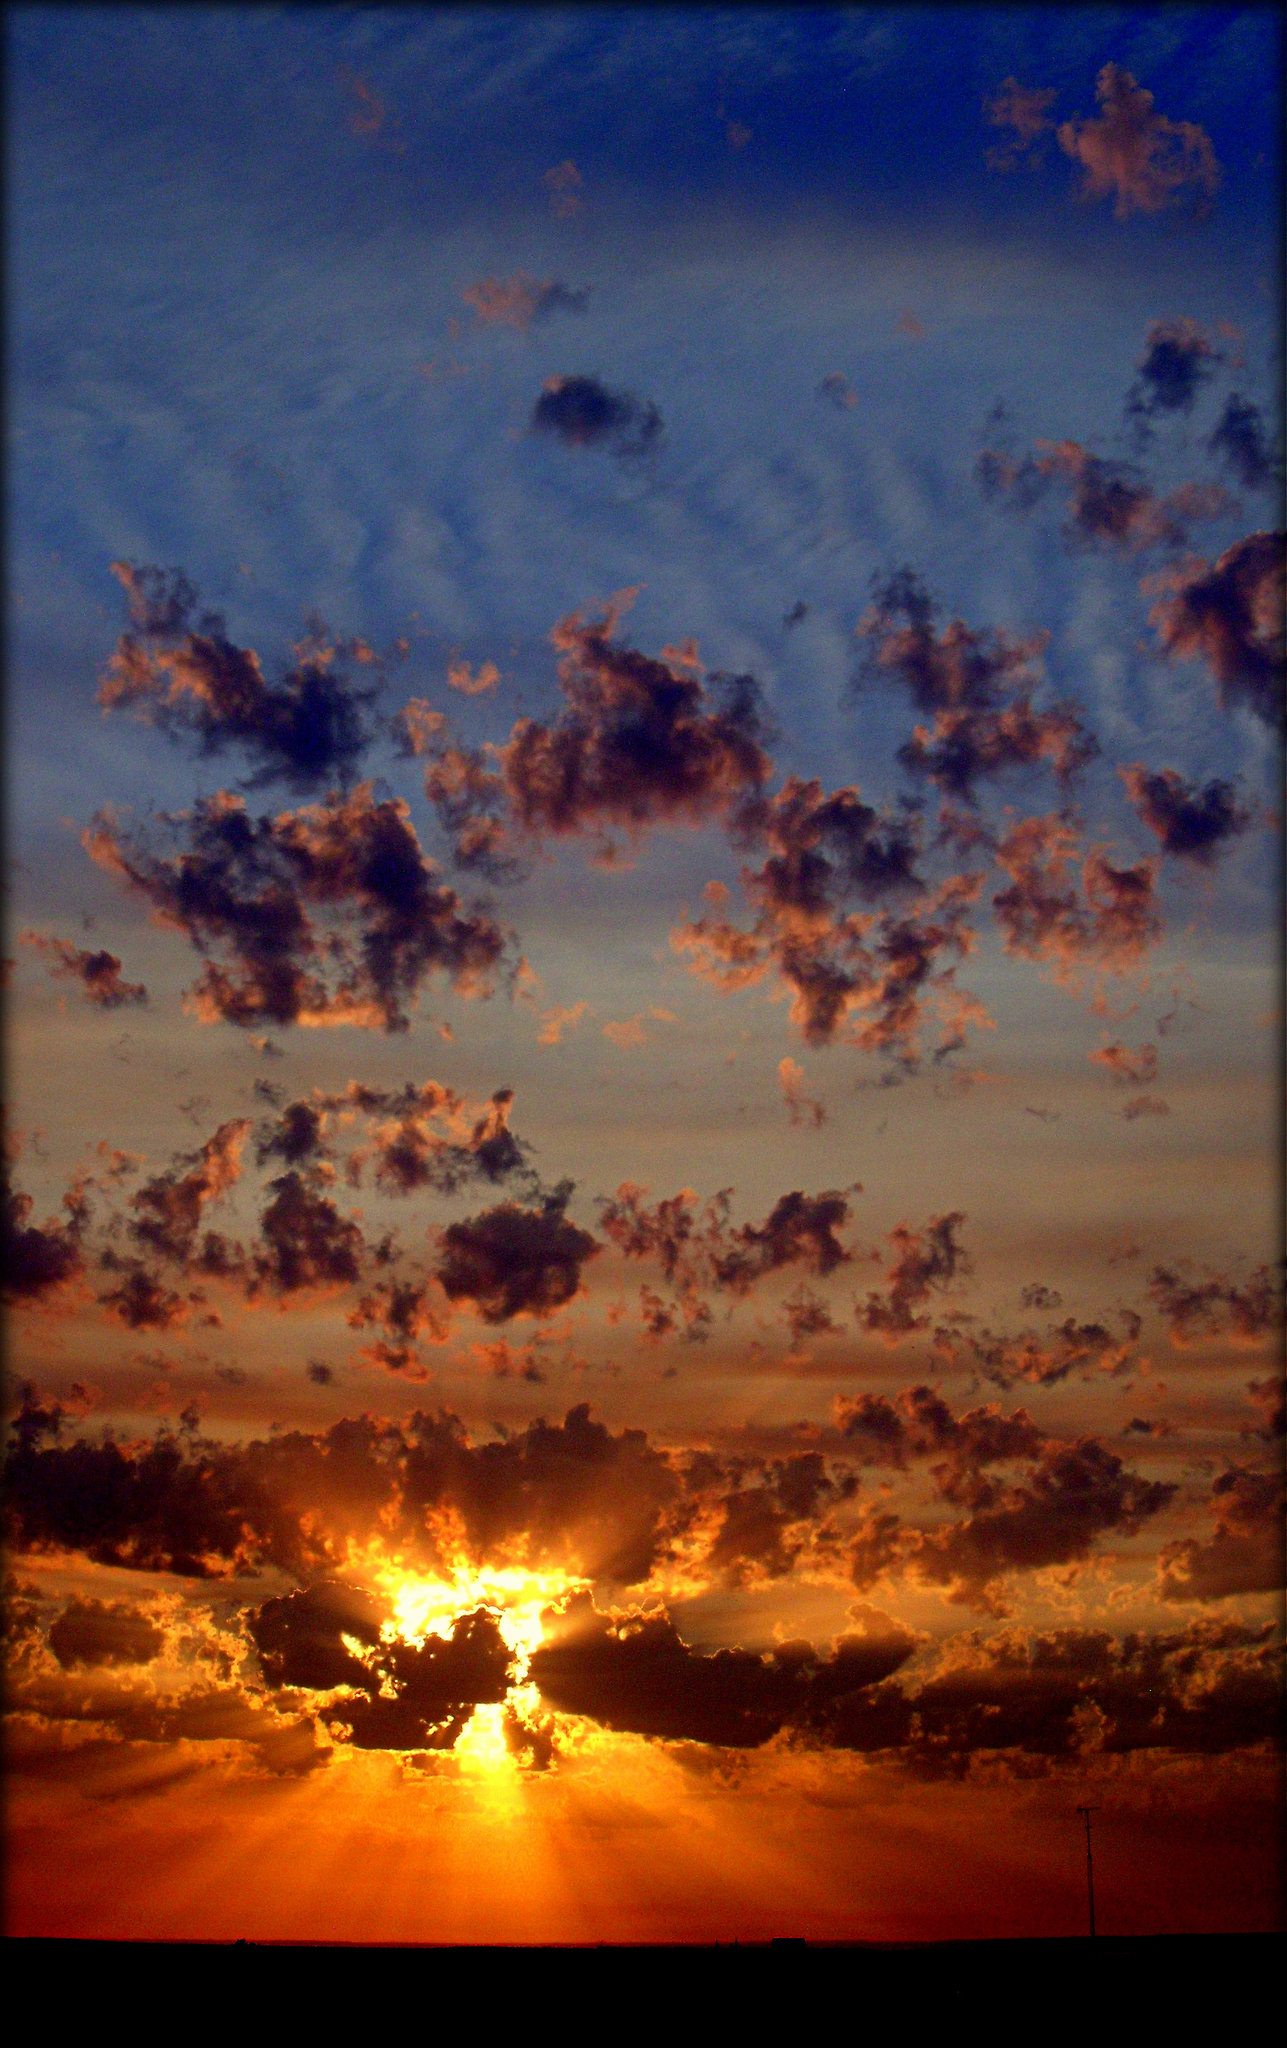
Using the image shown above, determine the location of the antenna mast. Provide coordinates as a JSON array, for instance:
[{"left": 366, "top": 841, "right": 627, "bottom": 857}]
[{"left": 1075, "top": 1805, "right": 1100, "bottom": 1937}]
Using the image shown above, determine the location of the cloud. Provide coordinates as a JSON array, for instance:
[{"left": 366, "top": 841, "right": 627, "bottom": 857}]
[
  {"left": 1146, "top": 1262, "right": 1279, "bottom": 1346},
  {"left": 1090, "top": 1041, "right": 1158, "bottom": 1087},
  {"left": 1119, "top": 766, "right": 1253, "bottom": 866},
  {"left": 543, "top": 159, "right": 583, "bottom": 216},
  {"left": 129, "top": 1119, "right": 250, "bottom": 1265},
  {"left": 859, "top": 1213, "right": 968, "bottom": 1338},
  {"left": 835, "top": 1383, "right": 1047, "bottom": 1475},
  {"left": 436, "top": 1189, "right": 599, "bottom": 1323},
  {"left": 447, "top": 658, "right": 501, "bottom": 696},
  {"left": 531, "top": 374, "right": 663, "bottom": 458},
  {"left": 977, "top": 441, "right": 1229, "bottom": 554},
  {"left": 529, "top": 1593, "right": 916, "bottom": 1747},
  {"left": 818, "top": 373, "right": 858, "bottom": 412},
  {"left": 1120, "top": 1094, "right": 1170, "bottom": 1121},
  {"left": 1144, "top": 533, "right": 1285, "bottom": 727},
  {"left": 4, "top": 1397, "right": 687, "bottom": 1586},
  {"left": 348, "top": 1278, "right": 448, "bottom": 1374},
  {"left": 99, "top": 565, "right": 383, "bottom": 795},
  {"left": 98, "top": 1261, "right": 191, "bottom": 1330},
  {"left": 857, "top": 569, "right": 1097, "bottom": 802},
  {"left": 2, "top": 1158, "right": 86, "bottom": 1304},
  {"left": 48, "top": 1598, "right": 165, "bottom": 1670},
  {"left": 1126, "top": 318, "right": 1222, "bottom": 429},
  {"left": 851, "top": 1436, "right": 1175, "bottom": 1613},
  {"left": 991, "top": 814, "right": 1162, "bottom": 984},
  {"left": 1056, "top": 64, "right": 1221, "bottom": 219},
  {"left": 462, "top": 274, "right": 588, "bottom": 331},
  {"left": 19, "top": 932, "right": 147, "bottom": 1009},
  {"left": 1208, "top": 395, "right": 1279, "bottom": 491},
  {"left": 828, "top": 1619, "right": 1279, "bottom": 1761},
  {"left": 85, "top": 785, "right": 511, "bottom": 1031},
  {"left": 778, "top": 1057, "right": 825, "bottom": 1128},
  {"left": 251, "top": 1171, "right": 366, "bottom": 1295},
  {"left": 339, "top": 68, "right": 405, "bottom": 154},
  {"left": 1158, "top": 1468, "right": 1284, "bottom": 1602},
  {"left": 538, "top": 1000, "right": 592, "bottom": 1045},
  {"left": 938, "top": 1313, "right": 1140, "bottom": 1389},
  {"left": 251, "top": 1584, "right": 512, "bottom": 1751},
  {"left": 598, "top": 1182, "right": 855, "bottom": 1301},
  {"left": 418, "top": 593, "right": 773, "bottom": 868},
  {"left": 983, "top": 77, "right": 1057, "bottom": 172}
]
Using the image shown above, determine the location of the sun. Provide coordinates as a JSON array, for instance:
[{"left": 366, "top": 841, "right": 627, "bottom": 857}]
[{"left": 365, "top": 1562, "right": 588, "bottom": 1774}]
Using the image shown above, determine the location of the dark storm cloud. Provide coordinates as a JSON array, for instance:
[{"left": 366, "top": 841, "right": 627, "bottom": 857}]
[
  {"left": 99, "top": 564, "right": 381, "bottom": 794},
  {"left": 1158, "top": 1468, "right": 1285, "bottom": 1602},
  {"left": 977, "top": 441, "right": 1229, "bottom": 554},
  {"left": 859, "top": 1213, "right": 968, "bottom": 1338},
  {"left": 991, "top": 815, "right": 1162, "bottom": 980},
  {"left": 1146, "top": 1262, "right": 1279, "bottom": 1345},
  {"left": 1207, "top": 395, "right": 1279, "bottom": 491},
  {"left": 436, "top": 1189, "right": 599, "bottom": 1323},
  {"left": 463, "top": 274, "right": 588, "bottom": 330},
  {"left": 85, "top": 784, "right": 511, "bottom": 1031},
  {"left": 856, "top": 569, "right": 1097, "bottom": 803},
  {"left": 48, "top": 1597, "right": 165, "bottom": 1670},
  {"left": 530, "top": 1593, "right": 916, "bottom": 1747},
  {"left": 19, "top": 932, "right": 147, "bottom": 1008},
  {"left": 530, "top": 375, "right": 662, "bottom": 458},
  {"left": 1145, "top": 533, "right": 1285, "bottom": 727},
  {"left": 1119, "top": 766, "right": 1253, "bottom": 866},
  {"left": 415, "top": 595, "right": 773, "bottom": 871},
  {"left": 1056, "top": 64, "right": 1221, "bottom": 220},
  {"left": 1125, "top": 318, "right": 1221, "bottom": 430}
]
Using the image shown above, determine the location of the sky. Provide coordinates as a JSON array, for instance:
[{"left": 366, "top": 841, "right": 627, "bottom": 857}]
[{"left": 4, "top": 4, "right": 1283, "bottom": 1945}]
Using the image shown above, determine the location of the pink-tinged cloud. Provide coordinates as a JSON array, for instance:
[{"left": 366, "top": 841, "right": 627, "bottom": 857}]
[
  {"left": 1057, "top": 63, "right": 1221, "bottom": 219},
  {"left": 1119, "top": 765, "right": 1253, "bottom": 866},
  {"left": 85, "top": 785, "right": 511, "bottom": 1032},
  {"left": 99, "top": 564, "right": 382, "bottom": 793},
  {"left": 543, "top": 159, "right": 583, "bottom": 216},
  {"left": 984, "top": 76, "right": 1058, "bottom": 171},
  {"left": 1090, "top": 1041, "right": 1158, "bottom": 1087},
  {"left": 778, "top": 1057, "right": 825, "bottom": 1128},
  {"left": 1144, "top": 533, "right": 1285, "bottom": 728},
  {"left": 461, "top": 274, "right": 588, "bottom": 331},
  {"left": 19, "top": 931, "right": 147, "bottom": 1009},
  {"left": 992, "top": 814, "right": 1162, "bottom": 985}
]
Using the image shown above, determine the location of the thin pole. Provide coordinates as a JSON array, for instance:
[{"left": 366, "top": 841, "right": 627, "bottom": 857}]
[{"left": 1076, "top": 1805, "right": 1099, "bottom": 1937}]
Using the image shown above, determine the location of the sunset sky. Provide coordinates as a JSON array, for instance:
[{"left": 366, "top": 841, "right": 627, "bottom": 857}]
[{"left": 5, "top": 4, "right": 1283, "bottom": 1944}]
